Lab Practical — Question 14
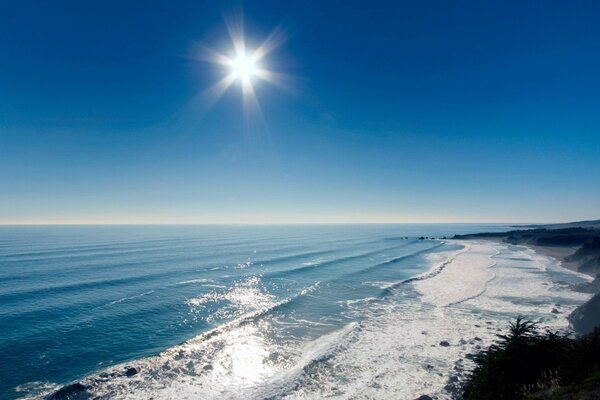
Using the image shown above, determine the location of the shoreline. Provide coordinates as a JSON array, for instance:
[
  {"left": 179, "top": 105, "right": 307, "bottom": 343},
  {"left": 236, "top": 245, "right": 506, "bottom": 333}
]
[
  {"left": 452, "top": 227, "right": 600, "bottom": 337},
  {"left": 458, "top": 237, "right": 585, "bottom": 275},
  {"left": 410, "top": 239, "right": 592, "bottom": 398},
  {"left": 43, "top": 239, "right": 581, "bottom": 400},
  {"left": 525, "top": 244, "right": 582, "bottom": 273},
  {"left": 28, "top": 236, "right": 597, "bottom": 400}
]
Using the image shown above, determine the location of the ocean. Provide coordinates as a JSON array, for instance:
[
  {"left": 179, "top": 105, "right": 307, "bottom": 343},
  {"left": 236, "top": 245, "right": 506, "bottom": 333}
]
[{"left": 0, "top": 224, "right": 592, "bottom": 399}]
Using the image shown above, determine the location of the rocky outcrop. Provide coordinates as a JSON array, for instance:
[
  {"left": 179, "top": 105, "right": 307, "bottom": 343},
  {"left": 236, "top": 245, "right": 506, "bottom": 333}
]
[
  {"left": 565, "top": 237, "right": 600, "bottom": 275},
  {"left": 46, "top": 382, "right": 88, "bottom": 400},
  {"left": 569, "top": 292, "right": 600, "bottom": 335}
]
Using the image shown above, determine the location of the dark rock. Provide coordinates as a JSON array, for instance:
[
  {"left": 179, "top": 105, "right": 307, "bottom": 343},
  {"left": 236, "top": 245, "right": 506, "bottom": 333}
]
[
  {"left": 415, "top": 396, "right": 433, "bottom": 400},
  {"left": 473, "top": 336, "right": 482, "bottom": 341},
  {"left": 47, "top": 383, "right": 88, "bottom": 400},
  {"left": 439, "top": 340, "right": 450, "bottom": 347},
  {"left": 185, "top": 361, "right": 195, "bottom": 372},
  {"left": 203, "top": 364, "right": 213, "bottom": 370},
  {"left": 569, "top": 292, "right": 600, "bottom": 335},
  {"left": 551, "top": 308, "right": 560, "bottom": 314},
  {"left": 125, "top": 367, "right": 138, "bottom": 377}
]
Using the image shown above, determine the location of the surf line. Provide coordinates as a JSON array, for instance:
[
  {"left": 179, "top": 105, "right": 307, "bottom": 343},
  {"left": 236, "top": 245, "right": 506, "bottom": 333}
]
[{"left": 401, "top": 241, "right": 472, "bottom": 285}]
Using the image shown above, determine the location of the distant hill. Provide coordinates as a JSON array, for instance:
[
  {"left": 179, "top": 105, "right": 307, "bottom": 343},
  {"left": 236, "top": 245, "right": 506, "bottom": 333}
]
[
  {"left": 513, "top": 219, "right": 600, "bottom": 230},
  {"left": 454, "top": 227, "right": 599, "bottom": 249}
]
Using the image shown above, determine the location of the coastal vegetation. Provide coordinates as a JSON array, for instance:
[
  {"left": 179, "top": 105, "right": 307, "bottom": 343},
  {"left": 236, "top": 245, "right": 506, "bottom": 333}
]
[{"left": 463, "top": 317, "right": 600, "bottom": 400}]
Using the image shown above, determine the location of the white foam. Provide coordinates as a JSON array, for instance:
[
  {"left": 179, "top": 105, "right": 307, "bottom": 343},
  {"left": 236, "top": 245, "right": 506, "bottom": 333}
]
[
  {"left": 36, "top": 241, "right": 593, "bottom": 400},
  {"left": 414, "top": 242, "right": 497, "bottom": 306},
  {"left": 14, "top": 381, "right": 59, "bottom": 400},
  {"left": 176, "top": 278, "right": 212, "bottom": 285},
  {"left": 280, "top": 240, "right": 593, "bottom": 399}
]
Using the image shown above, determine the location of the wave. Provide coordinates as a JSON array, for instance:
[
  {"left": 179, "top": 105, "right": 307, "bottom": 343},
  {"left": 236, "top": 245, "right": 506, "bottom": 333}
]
[
  {"left": 106, "top": 291, "right": 155, "bottom": 306},
  {"left": 252, "top": 322, "right": 361, "bottom": 400},
  {"left": 359, "top": 241, "right": 446, "bottom": 275},
  {"left": 324, "top": 242, "right": 448, "bottom": 297},
  {"left": 24, "top": 238, "right": 593, "bottom": 400},
  {"left": 265, "top": 242, "right": 438, "bottom": 281},
  {"left": 37, "top": 280, "right": 330, "bottom": 399},
  {"left": 175, "top": 278, "right": 213, "bottom": 285},
  {"left": 245, "top": 248, "right": 339, "bottom": 268},
  {"left": 14, "top": 381, "right": 59, "bottom": 400},
  {"left": 0, "top": 237, "right": 210, "bottom": 262},
  {"left": 0, "top": 270, "right": 177, "bottom": 304},
  {"left": 401, "top": 242, "right": 469, "bottom": 284}
]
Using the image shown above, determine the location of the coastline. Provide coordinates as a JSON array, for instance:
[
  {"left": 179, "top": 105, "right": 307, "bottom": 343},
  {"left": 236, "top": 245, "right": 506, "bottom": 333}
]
[
  {"left": 415, "top": 238, "right": 592, "bottom": 320},
  {"left": 29, "top": 235, "right": 597, "bottom": 400},
  {"left": 526, "top": 244, "right": 581, "bottom": 273},
  {"left": 410, "top": 239, "right": 591, "bottom": 399},
  {"left": 452, "top": 232, "right": 600, "bottom": 336},
  {"left": 455, "top": 236, "right": 584, "bottom": 275}
]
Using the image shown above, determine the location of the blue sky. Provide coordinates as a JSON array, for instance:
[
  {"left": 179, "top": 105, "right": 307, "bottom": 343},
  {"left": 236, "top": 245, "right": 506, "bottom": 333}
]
[{"left": 1, "top": 0, "right": 599, "bottom": 224}]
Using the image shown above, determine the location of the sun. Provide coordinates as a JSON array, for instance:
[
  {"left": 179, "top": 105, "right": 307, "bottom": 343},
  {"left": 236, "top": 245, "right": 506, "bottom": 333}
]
[
  {"left": 194, "top": 16, "right": 288, "bottom": 119},
  {"left": 229, "top": 51, "right": 258, "bottom": 83}
]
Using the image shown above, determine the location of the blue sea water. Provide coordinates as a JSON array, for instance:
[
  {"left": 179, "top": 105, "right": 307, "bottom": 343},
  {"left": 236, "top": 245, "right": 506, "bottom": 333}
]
[{"left": 0, "top": 224, "right": 586, "bottom": 399}]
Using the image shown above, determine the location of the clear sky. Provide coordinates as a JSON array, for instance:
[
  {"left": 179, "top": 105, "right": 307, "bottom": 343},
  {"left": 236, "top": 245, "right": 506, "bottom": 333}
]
[{"left": 1, "top": 1, "right": 599, "bottom": 224}]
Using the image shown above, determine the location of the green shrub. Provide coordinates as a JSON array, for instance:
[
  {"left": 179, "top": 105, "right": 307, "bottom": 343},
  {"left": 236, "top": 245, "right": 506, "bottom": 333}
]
[{"left": 463, "top": 317, "right": 600, "bottom": 400}]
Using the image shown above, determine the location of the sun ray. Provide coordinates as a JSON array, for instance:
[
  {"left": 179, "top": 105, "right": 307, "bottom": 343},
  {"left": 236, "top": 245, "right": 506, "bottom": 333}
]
[
  {"left": 224, "top": 10, "right": 246, "bottom": 55},
  {"left": 242, "top": 80, "right": 268, "bottom": 133},
  {"left": 193, "top": 45, "right": 233, "bottom": 67},
  {"left": 195, "top": 74, "right": 237, "bottom": 114},
  {"left": 252, "top": 26, "right": 286, "bottom": 61},
  {"left": 254, "top": 69, "right": 297, "bottom": 94},
  {"left": 194, "top": 13, "right": 291, "bottom": 125}
]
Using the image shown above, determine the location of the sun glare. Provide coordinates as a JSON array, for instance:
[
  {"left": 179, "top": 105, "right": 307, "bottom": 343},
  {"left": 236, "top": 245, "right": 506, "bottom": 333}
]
[
  {"left": 229, "top": 51, "right": 258, "bottom": 82},
  {"left": 194, "top": 16, "right": 287, "bottom": 118}
]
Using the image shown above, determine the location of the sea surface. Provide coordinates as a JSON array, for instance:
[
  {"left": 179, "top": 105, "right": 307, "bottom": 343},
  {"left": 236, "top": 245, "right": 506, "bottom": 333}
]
[{"left": 0, "top": 224, "right": 592, "bottom": 399}]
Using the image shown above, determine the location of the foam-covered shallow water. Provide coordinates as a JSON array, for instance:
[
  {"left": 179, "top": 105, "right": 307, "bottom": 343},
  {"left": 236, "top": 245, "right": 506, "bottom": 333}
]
[{"left": 0, "top": 225, "right": 591, "bottom": 399}]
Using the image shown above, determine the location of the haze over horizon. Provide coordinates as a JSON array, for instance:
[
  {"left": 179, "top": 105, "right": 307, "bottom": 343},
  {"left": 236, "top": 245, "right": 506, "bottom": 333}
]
[
  {"left": 1, "top": 217, "right": 599, "bottom": 226},
  {"left": 2, "top": 1, "right": 599, "bottom": 224}
]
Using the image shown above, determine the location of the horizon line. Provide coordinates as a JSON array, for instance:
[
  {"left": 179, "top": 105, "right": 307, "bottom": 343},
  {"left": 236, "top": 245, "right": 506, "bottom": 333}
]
[{"left": 0, "top": 221, "right": 544, "bottom": 226}]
